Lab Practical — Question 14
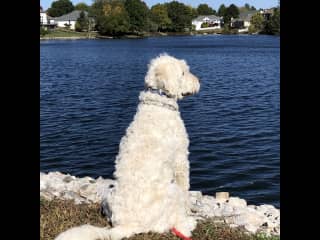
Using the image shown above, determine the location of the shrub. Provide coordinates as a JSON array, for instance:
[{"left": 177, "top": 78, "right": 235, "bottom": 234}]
[
  {"left": 64, "top": 23, "right": 71, "bottom": 29},
  {"left": 75, "top": 22, "right": 82, "bottom": 32},
  {"left": 201, "top": 22, "right": 209, "bottom": 28},
  {"left": 248, "top": 25, "right": 257, "bottom": 34},
  {"left": 40, "top": 27, "right": 48, "bottom": 36}
]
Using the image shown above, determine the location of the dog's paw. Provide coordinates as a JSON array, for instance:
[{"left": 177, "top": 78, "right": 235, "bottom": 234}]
[{"left": 174, "top": 217, "right": 197, "bottom": 237}]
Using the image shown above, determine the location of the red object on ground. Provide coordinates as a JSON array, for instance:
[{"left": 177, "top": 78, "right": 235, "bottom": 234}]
[{"left": 171, "top": 227, "right": 192, "bottom": 240}]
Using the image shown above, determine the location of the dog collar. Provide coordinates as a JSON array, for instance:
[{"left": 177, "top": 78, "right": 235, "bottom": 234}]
[
  {"left": 141, "top": 89, "right": 178, "bottom": 111},
  {"left": 145, "top": 87, "right": 174, "bottom": 99}
]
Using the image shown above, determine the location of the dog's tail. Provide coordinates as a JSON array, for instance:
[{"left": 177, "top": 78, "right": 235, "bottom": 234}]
[
  {"left": 54, "top": 224, "right": 112, "bottom": 240},
  {"left": 54, "top": 224, "right": 141, "bottom": 240}
]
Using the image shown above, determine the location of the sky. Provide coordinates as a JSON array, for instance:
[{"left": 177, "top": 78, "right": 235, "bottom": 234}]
[{"left": 41, "top": 0, "right": 279, "bottom": 11}]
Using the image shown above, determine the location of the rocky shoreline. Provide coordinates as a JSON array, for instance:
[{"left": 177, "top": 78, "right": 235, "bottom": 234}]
[
  {"left": 40, "top": 36, "right": 96, "bottom": 40},
  {"left": 40, "top": 172, "right": 280, "bottom": 236}
]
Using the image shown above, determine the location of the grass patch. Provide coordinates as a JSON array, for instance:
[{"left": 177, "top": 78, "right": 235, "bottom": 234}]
[
  {"left": 193, "top": 29, "right": 223, "bottom": 35},
  {"left": 40, "top": 197, "right": 109, "bottom": 240},
  {"left": 40, "top": 198, "right": 279, "bottom": 240},
  {"left": 41, "top": 28, "right": 97, "bottom": 38}
]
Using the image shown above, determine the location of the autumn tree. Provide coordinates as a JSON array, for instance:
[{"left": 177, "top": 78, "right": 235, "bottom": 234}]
[
  {"left": 92, "top": 0, "right": 130, "bottom": 36},
  {"left": 150, "top": 4, "right": 172, "bottom": 32},
  {"left": 249, "top": 12, "right": 264, "bottom": 33}
]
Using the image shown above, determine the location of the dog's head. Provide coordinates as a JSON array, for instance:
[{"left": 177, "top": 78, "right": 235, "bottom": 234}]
[{"left": 145, "top": 53, "right": 200, "bottom": 100}]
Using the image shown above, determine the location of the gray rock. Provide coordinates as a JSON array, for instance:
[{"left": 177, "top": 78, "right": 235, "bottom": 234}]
[{"left": 63, "top": 176, "right": 75, "bottom": 183}]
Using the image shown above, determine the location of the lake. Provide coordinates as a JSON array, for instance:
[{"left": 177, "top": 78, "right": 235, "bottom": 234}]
[{"left": 40, "top": 35, "right": 280, "bottom": 208}]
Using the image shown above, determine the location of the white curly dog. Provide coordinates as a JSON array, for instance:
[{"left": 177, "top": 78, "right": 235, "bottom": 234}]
[{"left": 55, "top": 53, "right": 200, "bottom": 240}]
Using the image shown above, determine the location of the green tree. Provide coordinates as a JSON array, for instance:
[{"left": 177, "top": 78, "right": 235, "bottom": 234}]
[
  {"left": 272, "top": 8, "right": 280, "bottom": 34},
  {"left": 124, "top": 0, "right": 150, "bottom": 32},
  {"left": 150, "top": 4, "right": 172, "bottom": 32},
  {"left": 144, "top": 17, "right": 158, "bottom": 32},
  {"left": 165, "top": 1, "right": 193, "bottom": 32},
  {"left": 197, "top": 3, "right": 216, "bottom": 15},
  {"left": 240, "top": 3, "right": 256, "bottom": 11},
  {"left": 75, "top": 2, "right": 90, "bottom": 12},
  {"left": 249, "top": 12, "right": 264, "bottom": 33},
  {"left": 40, "top": 27, "right": 48, "bottom": 36},
  {"left": 93, "top": 0, "right": 130, "bottom": 36},
  {"left": 90, "top": 0, "right": 105, "bottom": 17},
  {"left": 47, "top": 0, "right": 74, "bottom": 17},
  {"left": 187, "top": 5, "right": 198, "bottom": 18},
  {"left": 75, "top": 11, "right": 89, "bottom": 32},
  {"left": 239, "top": 3, "right": 256, "bottom": 13},
  {"left": 218, "top": 4, "right": 226, "bottom": 16},
  {"left": 223, "top": 4, "right": 240, "bottom": 24},
  {"left": 227, "top": 4, "right": 239, "bottom": 18}
]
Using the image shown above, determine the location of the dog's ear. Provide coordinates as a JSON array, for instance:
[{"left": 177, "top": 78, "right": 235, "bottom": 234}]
[
  {"left": 154, "top": 64, "right": 171, "bottom": 89},
  {"left": 145, "top": 55, "right": 186, "bottom": 99},
  {"left": 154, "top": 64, "right": 182, "bottom": 99}
]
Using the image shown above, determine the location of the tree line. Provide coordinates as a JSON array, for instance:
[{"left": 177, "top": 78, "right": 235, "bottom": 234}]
[{"left": 44, "top": 0, "right": 279, "bottom": 36}]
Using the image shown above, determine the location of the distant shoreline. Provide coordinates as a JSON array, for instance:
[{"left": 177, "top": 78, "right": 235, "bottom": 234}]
[
  {"left": 40, "top": 32, "right": 272, "bottom": 41},
  {"left": 40, "top": 36, "right": 96, "bottom": 40}
]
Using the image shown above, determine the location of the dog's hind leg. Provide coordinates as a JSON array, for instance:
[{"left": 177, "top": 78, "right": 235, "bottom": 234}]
[{"left": 174, "top": 216, "right": 197, "bottom": 238}]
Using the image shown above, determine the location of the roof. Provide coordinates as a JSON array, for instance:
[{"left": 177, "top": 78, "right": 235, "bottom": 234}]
[
  {"left": 262, "top": 8, "right": 274, "bottom": 14},
  {"left": 238, "top": 10, "right": 259, "bottom": 21},
  {"left": 53, "top": 10, "right": 88, "bottom": 21},
  {"left": 192, "top": 15, "right": 222, "bottom": 22},
  {"left": 47, "top": 15, "right": 55, "bottom": 21}
]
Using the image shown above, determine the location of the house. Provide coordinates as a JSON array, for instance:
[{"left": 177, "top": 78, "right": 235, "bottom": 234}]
[
  {"left": 192, "top": 15, "right": 223, "bottom": 31},
  {"left": 40, "top": 6, "right": 56, "bottom": 29},
  {"left": 260, "top": 8, "right": 274, "bottom": 21},
  {"left": 52, "top": 10, "right": 88, "bottom": 30},
  {"left": 230, "top": 10, "right": 258, "bottom": 31},
  {"left": 40, "top": 6, "right": 47, "bottom": 25}
]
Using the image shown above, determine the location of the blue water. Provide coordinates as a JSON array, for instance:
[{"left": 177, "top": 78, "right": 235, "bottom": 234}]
[{"left": 40, "top": 35, "right": 280, "bottom": 208}]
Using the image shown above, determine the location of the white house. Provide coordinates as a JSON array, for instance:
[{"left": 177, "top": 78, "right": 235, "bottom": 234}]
[
  {"left": 192, "top": 15, "right": 223, "bottom": 31},
  {"left": 40, "top": 6, "right": 56, "bottom": 29},
  {"left": 40, "top": 6, "right": 48, "bottom": 25},
  {"left": 53, "top": 10, "right": 88, "bottom": 30}
]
